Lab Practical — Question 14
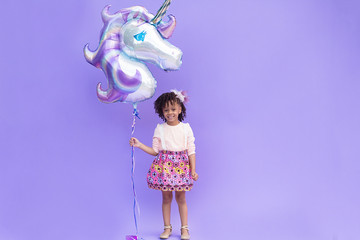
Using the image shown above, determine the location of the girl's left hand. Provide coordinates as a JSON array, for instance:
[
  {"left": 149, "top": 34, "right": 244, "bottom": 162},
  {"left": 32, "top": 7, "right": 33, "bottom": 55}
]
[{"left": 191, "top": 171, "right": 199, "bottom": 181}]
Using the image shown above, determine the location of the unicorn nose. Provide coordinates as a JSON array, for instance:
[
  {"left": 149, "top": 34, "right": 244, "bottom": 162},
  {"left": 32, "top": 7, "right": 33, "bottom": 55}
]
[
  {"left": 159, "top": 46, "right": 183, "bottom": 70},
  {"left": 168, "top": 48, "right": 182, "bottom": 69},
  {"left": 173, "top": 49, "right": 182, "bottom": 66}
]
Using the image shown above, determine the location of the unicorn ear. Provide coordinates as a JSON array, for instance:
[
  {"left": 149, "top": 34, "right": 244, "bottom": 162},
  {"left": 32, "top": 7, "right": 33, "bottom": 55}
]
[{"left": 157, "top": 15, "right": 176, "bottom": 39}]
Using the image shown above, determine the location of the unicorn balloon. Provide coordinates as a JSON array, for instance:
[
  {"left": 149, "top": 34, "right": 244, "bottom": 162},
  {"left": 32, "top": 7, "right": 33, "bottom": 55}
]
[{"left": 84, "top": 2, "right": 182, "bottom": 104}]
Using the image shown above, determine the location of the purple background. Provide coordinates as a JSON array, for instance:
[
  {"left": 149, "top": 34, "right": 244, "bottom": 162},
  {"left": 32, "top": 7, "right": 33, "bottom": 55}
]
[{"left": 1, "top": 0, "right": 360, "bottom": 240}]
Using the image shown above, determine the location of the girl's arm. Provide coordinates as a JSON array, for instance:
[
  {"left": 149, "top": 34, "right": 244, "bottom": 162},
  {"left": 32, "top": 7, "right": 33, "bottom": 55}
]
[
  {"left": 187, "top": 124, "right": 198, "bottom": 180},
  {"left": 189, "top": 153, "right": 199, "bottom": 181},
  {"left": 130, "top": 137, "right": 158, "bottom": 156}
]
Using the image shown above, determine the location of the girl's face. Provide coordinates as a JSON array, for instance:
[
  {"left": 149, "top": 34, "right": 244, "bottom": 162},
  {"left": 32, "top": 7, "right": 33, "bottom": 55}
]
[{"left": 163, "top": 101, "right": 182, "bottom": 125}]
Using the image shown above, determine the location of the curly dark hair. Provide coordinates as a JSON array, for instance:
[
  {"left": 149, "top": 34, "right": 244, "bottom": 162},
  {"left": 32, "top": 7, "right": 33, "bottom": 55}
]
[{"left": 154, "top": 92, "right": 187, "bottom": 122}]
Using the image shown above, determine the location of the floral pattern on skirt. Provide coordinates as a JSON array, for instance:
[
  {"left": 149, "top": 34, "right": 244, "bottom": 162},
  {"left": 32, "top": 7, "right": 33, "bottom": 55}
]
[{"left": 147, "top": 150, "right": 194, "bottom": 191}]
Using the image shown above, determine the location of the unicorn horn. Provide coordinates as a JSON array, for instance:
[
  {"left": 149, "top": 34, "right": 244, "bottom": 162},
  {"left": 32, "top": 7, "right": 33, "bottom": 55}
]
[{"left": 151, "top": 0, "right": 172, "bottom": 25}]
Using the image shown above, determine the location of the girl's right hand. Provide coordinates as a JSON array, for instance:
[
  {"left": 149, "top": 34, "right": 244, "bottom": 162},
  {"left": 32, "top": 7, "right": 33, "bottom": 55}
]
[{"left": 129, "top": 137, "right": 142, "bottom": 148}]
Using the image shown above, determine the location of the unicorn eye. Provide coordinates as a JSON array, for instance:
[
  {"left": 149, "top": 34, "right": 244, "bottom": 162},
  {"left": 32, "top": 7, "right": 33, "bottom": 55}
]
[{"left": 134, "top": 31, "right": 147, "bottom": 42}]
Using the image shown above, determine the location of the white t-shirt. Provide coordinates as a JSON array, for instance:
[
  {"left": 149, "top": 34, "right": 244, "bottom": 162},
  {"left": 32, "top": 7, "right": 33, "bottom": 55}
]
[{"left": 152, "top": 122, "right": 196, "bottom": 155}]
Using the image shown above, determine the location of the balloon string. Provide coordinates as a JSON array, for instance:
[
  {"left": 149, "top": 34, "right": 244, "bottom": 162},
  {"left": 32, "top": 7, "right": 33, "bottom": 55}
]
[{"left": 131, "top": 106, "right": 141, "bottom": 236}]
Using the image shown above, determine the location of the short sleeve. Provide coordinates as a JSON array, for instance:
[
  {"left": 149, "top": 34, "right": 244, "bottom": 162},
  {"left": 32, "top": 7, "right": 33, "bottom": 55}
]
[
  {"left": 152, "top": 124, "right": 161, "bottom": 153},
  {"left": 153, "top": 124, "right": 161, "bottom": 139},
  {"left": 186, "top": 123, "right": 196, "bottom": 155}
]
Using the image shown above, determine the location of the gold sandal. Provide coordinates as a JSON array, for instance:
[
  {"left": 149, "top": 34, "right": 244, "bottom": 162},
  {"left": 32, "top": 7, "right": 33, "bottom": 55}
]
[
  {"left": 181, "top": 225, "right": 190, "bottom": 240},
  {"left": 160, "top": 225, "right": 172, "bottom": 239}
]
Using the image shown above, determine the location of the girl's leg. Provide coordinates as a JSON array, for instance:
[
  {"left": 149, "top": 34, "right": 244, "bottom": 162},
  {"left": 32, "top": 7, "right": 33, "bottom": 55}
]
[
  {"left": 175, "top": 191, "right": 190, "bottom": 237},
  {"left": 161, "top": 191, "right": 173, "bottom": 234}
]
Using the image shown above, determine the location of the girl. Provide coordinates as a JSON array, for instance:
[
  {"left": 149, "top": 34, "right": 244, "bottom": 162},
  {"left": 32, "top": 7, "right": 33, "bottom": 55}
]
[{"left": 129, "top": 90, "right": 199, "bottom": 240}]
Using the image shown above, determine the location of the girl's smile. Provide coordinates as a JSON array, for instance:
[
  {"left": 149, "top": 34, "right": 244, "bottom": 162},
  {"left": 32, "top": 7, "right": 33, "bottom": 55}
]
[{"left": 163, "top": 102, "right": 182, "bottom": 125}]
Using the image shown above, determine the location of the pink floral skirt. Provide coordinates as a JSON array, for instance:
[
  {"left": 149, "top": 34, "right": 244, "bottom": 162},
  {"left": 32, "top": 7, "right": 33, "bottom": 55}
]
[{"left": 147, "top": 150, "right": 194, "bottom": 191}]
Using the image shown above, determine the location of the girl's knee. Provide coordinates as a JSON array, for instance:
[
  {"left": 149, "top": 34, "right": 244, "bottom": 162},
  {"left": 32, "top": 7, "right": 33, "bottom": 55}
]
[
  {"left": 162, "top": 191, "right": 173, "bottom": 204},
  {"left": 175, "top": 191, "right": 186, "bottom": 204}
]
